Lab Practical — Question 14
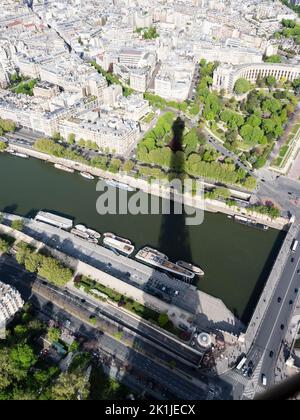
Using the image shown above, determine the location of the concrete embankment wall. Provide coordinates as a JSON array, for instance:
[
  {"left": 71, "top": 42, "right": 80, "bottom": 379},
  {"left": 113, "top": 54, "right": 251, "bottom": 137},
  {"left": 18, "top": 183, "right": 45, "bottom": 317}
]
[
  {"left": 5, "top": 145, "right": 287, "bottom": 231},
  {"left": 244, "top": 222, "right": 299, "bottom": 350}
]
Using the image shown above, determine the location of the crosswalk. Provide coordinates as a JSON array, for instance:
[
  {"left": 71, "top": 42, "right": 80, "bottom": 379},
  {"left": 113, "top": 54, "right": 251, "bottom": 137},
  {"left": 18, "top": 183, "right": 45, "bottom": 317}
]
[
  {"left": 242, "top": 359, "right": 264, "bottom": 400},
  {"left": 206, "top": 390, "right": 215, "bottom": 400},
  {"left": 227, "top": 370, "right": 250, "bottom": 387}
]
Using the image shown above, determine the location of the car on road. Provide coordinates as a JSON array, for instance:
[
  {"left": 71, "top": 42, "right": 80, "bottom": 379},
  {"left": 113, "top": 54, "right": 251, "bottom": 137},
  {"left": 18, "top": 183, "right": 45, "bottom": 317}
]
[
  {"left": 277, "top": 297, "right": 282, "bottom": 303},
  {"left": 269, "top": 351, "right": 274, "bottom": 358},
  {"left": 261, "top": 374, "right": 267, "bottom": 386},
  {"left": 289, "top": 300, "right": 293, "bottom": 305},
  {"left": 280, "top": 324, "right": 285, "bottom": 330},
  {"left": 295, "top": 288, "right": 299, "bottom": 294},
  {"left": 291, "top": 258, "right": 295, "bottom": 263}
]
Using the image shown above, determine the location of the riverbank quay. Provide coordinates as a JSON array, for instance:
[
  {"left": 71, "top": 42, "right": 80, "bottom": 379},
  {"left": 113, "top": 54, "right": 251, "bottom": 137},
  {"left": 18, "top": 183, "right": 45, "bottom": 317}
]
[
  {"left": 4, "top": 144, "right": 288, "bottom": 231},
  {"left": 0, "top": 213, "right": 244, "bottom": 336}
]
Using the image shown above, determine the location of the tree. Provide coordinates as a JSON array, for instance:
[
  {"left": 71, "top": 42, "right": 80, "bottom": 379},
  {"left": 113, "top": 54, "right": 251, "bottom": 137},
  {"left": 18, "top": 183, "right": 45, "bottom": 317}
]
[
  {"left": 158, "top": 312, "right": 169, "bottom": 328},
  {"left": 15, "top": 242, "right": 30, "bottom": 265},
  {"left": 243, "top": 176, "right": 257, "bottom": 190},
  {"left": 24, "top": 252, "right": 42, "bottom": 273},
  {"left": 38, "top": 257, "right": 73, "bottom": 286},
  {"left": 51, "top": 373, "right": 90, "bottom": 400},
  {"left": 0, "top": 140, "right": 7, "bottom": 152},
  {"left": 220, "top": 110, "right": 244, "bottom": 130},
  {"left": 240, "top": 124, "right": 265, "bottom": 145},
  {"left": 11, "top": 219, "right": 24, "bottom": 231},
  {"left": 202, "top": 93, "right": 221, "bottom": 120},
  {"left": 0, "top": 119, "right": 16, "bottom": 132},
  {"left": 34, "top": 138, "right": 65, "bottom": 157},
  {"left": 292, "top": 78, "right": 300, "bottom": 90},
  {"left": 247, "top": 115, "right": 262, "bottom": 127},
  {"left": 68, "top": 133, "right": 75, "bottom": 144},
  {"left": 0, "top": 349, "right": 27, "bottom": 390},
  {"left": 262, "top": 98, "right": 282, "bottom": 114},
  {"left": 10, "top": 344, "right": 37, "bottom": 371},
  {"left": 0, "top": 238, "right": 9, "bottom": 254},
  {"left": 266, "top": 75, "right": 277, "bottom": 88},
  {"left": 52, "top": 132, "right": 61, "bottom": 141},
  {"left": 122, "top": 160, "right": 135, "bottom": 173},
  {"left": 234, "top": 78, "right": 251, "bottom": 95},
  {"left": 47, "top": 327, "right": 61, "bottom": 344}
]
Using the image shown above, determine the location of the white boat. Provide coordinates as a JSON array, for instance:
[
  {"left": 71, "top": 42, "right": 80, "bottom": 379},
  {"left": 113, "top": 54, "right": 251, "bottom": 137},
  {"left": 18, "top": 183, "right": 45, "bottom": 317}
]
[
  {"left": 8, "top": 150, "right": 29, "bottom": 159},
  {"left": 54, "top": 163, "right": 75, "bottom": 173},
  {"left": 75, "top": 224, "right": 101, "bottom": 239},
  {"left": 103, "top": 232, "right": 132, "bottom": 245},
  {"left": 233, "top": 215, "right": 269, "bottom": 231},
  {"left": 136, "top": 247, "right": 194, "bottom": 280},
  {"left": 86, "top": 229, "right": 101, "bottom": 239},
  {"left": 34, "top": 211, "right": 73, "bottom": 230},
  {"left": 176, "top": 260, "right": 204, "bottom": 276},
  {"left": 105, "top": 180, "right": 135, "bottom": 192},
  {"left": 71, "top": 228, "right": 99, "bottom": 244},
  {"left": 75, "top": 224, "right": 87, "bottom": 232},
  {"left": 103, "top": 236, "right": 135, "bottom": 256},
  {"left": 80, "top": 172, "right": 94, "bottom": 180}
]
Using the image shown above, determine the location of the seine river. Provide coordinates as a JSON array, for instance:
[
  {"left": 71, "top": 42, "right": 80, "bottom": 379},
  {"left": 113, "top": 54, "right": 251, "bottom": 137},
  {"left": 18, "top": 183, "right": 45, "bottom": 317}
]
[{"left": 0, "top": 154, "right": 285, "bottom": 324}]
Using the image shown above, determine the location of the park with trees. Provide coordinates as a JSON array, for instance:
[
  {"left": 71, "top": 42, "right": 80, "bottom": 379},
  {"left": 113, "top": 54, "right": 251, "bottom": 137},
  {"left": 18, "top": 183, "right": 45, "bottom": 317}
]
[
  {"left": 0, "top": 302, "right": 130, "bottom": 400},
  {"left": 277, "top": 18, "right": 300, "bottom": 45},
  {"left": 136, "top": 109, "right": 256, "bottom": 189},
  {"left": 195, "top": 60, "right": 299, "bottom": 170}
]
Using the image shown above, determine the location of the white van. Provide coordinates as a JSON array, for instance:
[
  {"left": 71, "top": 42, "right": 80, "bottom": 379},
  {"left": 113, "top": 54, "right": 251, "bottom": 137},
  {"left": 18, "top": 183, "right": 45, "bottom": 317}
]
[{"left": 261, "top": 374, "right": 267, "bottom": 386}]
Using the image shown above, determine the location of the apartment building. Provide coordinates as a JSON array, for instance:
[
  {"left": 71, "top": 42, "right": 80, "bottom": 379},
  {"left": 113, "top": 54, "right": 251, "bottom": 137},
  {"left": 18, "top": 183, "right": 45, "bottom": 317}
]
[{"left": 0, "top": 281, "right": 24, "bottom": 327}]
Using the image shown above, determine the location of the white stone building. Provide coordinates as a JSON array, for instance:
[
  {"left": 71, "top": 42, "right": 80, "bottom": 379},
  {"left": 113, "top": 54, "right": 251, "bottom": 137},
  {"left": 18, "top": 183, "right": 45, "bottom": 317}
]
[
  {"left": 0, "top": 282, "right": 24, "bottom": 327},
  {"left": 213, "top": 63, "right": 300, "bottom": 93},
  {"left": 59, "top": 111, "right": 140, "bottom": 155}
]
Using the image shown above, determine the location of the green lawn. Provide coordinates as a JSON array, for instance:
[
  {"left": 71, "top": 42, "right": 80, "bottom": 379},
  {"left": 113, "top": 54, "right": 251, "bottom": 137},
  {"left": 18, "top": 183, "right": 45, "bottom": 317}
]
[{"left": 279, "top": 145, "right": 289, "bottom": 158}]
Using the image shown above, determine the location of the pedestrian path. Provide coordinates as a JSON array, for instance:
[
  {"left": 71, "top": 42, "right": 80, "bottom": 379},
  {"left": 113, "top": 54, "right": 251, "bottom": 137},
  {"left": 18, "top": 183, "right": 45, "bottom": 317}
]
[
  {"left": 242, "top": 358, "right": 263, "bottom": 400},
  {"left": 227, "top": 370, "right": 250, "bottom": 387}
]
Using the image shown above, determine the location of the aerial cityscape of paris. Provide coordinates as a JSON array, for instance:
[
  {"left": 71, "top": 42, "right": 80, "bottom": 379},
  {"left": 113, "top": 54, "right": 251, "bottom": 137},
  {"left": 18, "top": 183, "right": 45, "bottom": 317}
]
[{"left": 0, "top": 0, "right": 300, "bottom": 404}]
